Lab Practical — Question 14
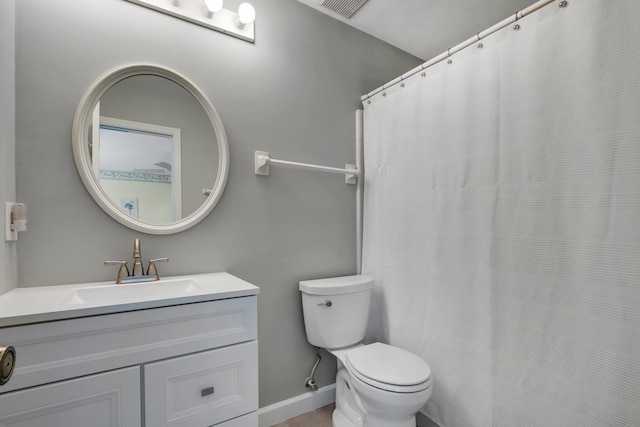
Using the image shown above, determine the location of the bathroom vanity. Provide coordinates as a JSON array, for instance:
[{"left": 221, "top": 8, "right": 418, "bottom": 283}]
[{"left": 0, "top": 272, "right": 259, "bottom": 427}]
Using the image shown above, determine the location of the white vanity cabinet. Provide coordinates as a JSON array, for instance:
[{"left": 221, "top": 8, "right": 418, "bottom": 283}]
[{"left": 0, "top": 281, "right": 259, "bottom": 427}]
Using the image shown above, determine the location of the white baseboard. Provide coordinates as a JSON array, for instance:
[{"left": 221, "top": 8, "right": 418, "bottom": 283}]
[{"left": 258, "top": 383, "right": 336, "bottom": 427}]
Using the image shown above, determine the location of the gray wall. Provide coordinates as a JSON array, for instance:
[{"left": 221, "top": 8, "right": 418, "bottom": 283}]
[
  {"left": 14, "top": 0, "right": 421, "bottom": 407},
  {"left": 0, "top": 0, "right": 16, "bottom": 295}
]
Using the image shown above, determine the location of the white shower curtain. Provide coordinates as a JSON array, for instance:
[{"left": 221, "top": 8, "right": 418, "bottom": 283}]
[{"left": 362, "top": 1, "right": 640, "bottom": 426}]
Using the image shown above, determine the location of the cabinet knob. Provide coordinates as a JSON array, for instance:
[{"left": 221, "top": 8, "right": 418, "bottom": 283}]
[
  {"left": 0, "top": 346, "right": 16, "bottom": 386},
  {"left": 201, "top": 386, "right": 215, "bottom": 397}
]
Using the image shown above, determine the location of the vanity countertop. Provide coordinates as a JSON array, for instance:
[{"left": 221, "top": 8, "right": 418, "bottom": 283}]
[{"left": 0, "top": 272, "right": 259, "bottom": 328}]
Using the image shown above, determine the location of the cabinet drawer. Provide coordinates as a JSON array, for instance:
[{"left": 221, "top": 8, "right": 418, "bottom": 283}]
[
  {"left": 0, "top": 296, "right": 257, "bottom": 394},
  {"left": 145, "top": 341, "right": 258, "bottom": 427},
  {"left": 0, "top": 366, "right": 140, "bottom": 427}
]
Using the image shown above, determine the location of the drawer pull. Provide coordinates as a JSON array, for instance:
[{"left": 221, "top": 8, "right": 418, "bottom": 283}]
[{"left": 201, "top": 386, "right": 215, "bottom": 397}]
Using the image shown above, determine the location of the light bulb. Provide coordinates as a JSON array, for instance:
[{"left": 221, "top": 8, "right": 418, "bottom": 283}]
[
  {"left": 236, "top": 3, "right": 255, "bottom": 27},
  {"left": 204, "top": 0, "right": 223, "bottom": 17}
]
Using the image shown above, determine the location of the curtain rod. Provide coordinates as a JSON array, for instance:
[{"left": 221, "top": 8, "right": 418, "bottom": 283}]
[{"left": 361, "top": 0, "right": 559, "bottom": 102}]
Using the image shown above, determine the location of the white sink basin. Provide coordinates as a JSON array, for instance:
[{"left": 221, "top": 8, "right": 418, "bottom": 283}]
[
  {"left": 59, "top": 278, "right": 204, "bottom": 306},
  {"left": 0, "top": 272, "right": 260, "bottom": 328}
]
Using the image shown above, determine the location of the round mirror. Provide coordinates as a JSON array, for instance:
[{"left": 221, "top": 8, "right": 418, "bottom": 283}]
[{"left": 72, "top": 64, "right": 229, "bottom": 234}]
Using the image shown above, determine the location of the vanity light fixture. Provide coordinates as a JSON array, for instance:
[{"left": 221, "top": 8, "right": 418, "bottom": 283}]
[
  {"left": 5, "top": 202, "right": 27, "bottom": 242},
  {"left": 125, "top": 0, "right": 255, "bottom": 43}
]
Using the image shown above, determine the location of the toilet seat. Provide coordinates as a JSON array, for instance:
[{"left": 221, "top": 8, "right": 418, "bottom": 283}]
[{"left": 345, "top": 342, "right": 432, "bottom": 393}]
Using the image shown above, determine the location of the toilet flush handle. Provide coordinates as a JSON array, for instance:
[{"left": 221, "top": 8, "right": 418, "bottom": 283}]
[{"left": 318, "top": 300, "right": 333, "bottom": 307}]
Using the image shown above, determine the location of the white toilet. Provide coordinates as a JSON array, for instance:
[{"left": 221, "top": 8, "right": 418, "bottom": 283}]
[{"left": 299, "top": 275, "right": 432, "bottom": 427}]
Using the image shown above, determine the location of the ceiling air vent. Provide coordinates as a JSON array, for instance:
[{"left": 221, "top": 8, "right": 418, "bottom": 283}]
[{"left": 320, "top": 0, "right": 368, "bottom": 19}]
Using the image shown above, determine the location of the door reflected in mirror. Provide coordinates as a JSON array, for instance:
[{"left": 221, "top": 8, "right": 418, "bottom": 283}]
[
  {"left": 94, "top": 116, "right": 181, "bottom": 224},
  {"left": 72, "top": 64, "right": 229, "bottom": 234}
]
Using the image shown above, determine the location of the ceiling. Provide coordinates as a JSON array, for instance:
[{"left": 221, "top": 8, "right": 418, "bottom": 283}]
[{"left": 295, "top": 0, "right": 539, "bottom": 60}]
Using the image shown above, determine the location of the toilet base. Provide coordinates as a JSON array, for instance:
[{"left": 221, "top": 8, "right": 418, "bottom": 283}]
[
  {"left": 333, "top": 407, "right": 417, "bottom": 427},
  {"left": 334, "top": 368, "right": 365, "bottom": 426},
  {"left": 360, "top": 414, "right": 417, "bottom": 427},
  {"left": 333, "top": 408, "right": 358, "bottom": 427},
  {"left": 333, "top": 366, "right": 424, "bottom": 427}
]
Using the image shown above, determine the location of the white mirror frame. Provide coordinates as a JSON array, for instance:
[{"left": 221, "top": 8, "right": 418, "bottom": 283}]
[{"left": 72, "top": 63, "right": 229, "bottom": 234}]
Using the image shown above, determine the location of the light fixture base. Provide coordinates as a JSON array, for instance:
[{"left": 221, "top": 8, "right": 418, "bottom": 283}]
[{"left": 125, "top": 0, "right": 255, "bottom": 43}]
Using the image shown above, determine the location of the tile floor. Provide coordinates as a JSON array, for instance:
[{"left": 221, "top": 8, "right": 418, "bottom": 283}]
[{"left": 271, "top": 403, "right": 335, "bottom": 427}]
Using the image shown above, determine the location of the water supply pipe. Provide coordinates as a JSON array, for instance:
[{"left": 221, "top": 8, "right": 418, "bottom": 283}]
[{"left": 304, "top": 347, "right": 322, "bottom": 391}]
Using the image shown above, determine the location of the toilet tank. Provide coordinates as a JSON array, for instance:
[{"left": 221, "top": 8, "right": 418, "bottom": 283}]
[{"left": 299, "top": 275, "right": 374, "bottom": 349}]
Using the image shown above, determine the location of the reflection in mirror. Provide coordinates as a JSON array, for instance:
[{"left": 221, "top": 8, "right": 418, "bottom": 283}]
[
  {"left": 90, "top": 75, "right": 218, "bottom": 225},
  {"left": 72, "top": 64, "right": 229, "bottom": 234},
  {"left": 95, "top": 115, "right": 182, "bottom": 223}
]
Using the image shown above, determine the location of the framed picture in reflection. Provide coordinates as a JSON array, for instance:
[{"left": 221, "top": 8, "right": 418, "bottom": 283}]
[{"left": 120, "top": 197, "right": 139, "bottom": 219}]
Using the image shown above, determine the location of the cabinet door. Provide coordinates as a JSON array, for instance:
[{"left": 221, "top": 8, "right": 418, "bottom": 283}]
[
  {"left": 0, "top": 366, "right": 141, "bottom": 427},
  {"left": 145, "top": 341, "right": 258, "bottom": 427}
]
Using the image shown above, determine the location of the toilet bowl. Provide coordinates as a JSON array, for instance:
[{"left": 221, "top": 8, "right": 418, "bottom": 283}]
[
  {"left": 299, "top": 275, "right": 433, "bottom": 427},
  {"left": 333, "top": 342, "right": 432, "bottom": 427}
]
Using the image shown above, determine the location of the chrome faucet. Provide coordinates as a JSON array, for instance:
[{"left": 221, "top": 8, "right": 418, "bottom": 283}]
[{"left": 104, "top": 239, "right": 169, "bottom": 284}]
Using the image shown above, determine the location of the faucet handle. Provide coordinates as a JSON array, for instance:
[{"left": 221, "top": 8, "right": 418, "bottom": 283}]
[
  {"left": 104, "top": 260, "right": 130, "bottom": 284},
  {"left": 146, "top": 257, "right": 169, "bottom": 280}
]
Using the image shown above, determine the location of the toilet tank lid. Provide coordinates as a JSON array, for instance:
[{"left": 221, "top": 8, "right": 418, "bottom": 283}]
[{"left": 299, "top": 275, "right": 374, "bottom": 295}]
